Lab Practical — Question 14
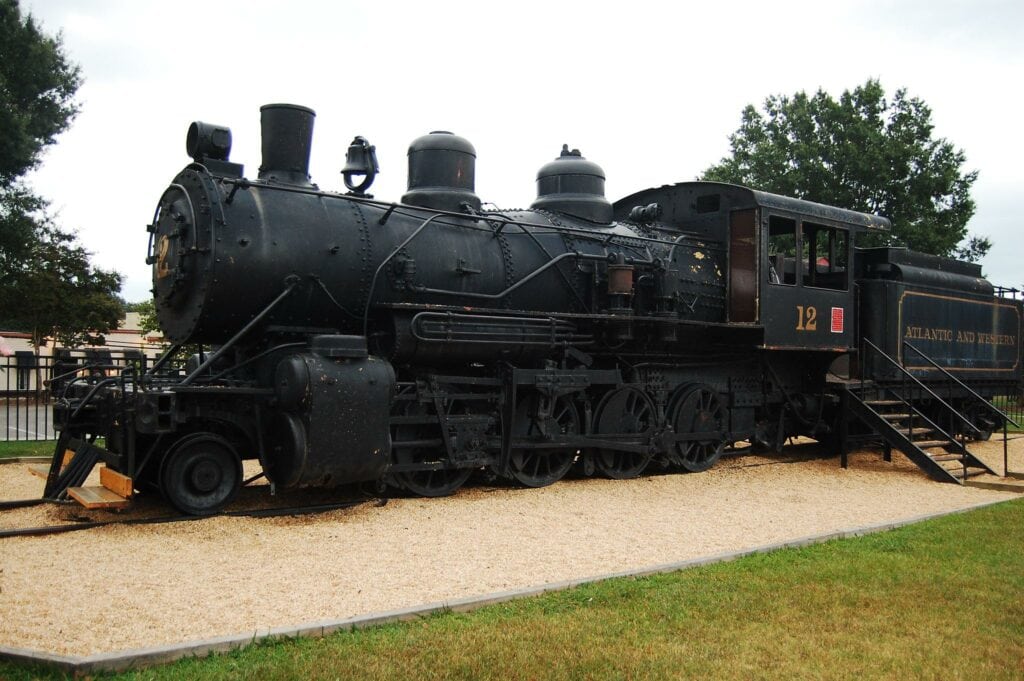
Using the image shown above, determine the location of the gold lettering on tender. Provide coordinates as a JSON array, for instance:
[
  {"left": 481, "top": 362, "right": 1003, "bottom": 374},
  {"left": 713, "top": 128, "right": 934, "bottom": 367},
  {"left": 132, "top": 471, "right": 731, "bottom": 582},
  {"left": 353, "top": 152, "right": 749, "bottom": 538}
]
[
  {"left": 904, "top": 320, "right": 1016, "bottom": 347},
  {"left": 903, "top": 326, "right": 954, "bottom": 341},
  {"left": 973, "top": 332, "right": 1017, "bottom": 347}
]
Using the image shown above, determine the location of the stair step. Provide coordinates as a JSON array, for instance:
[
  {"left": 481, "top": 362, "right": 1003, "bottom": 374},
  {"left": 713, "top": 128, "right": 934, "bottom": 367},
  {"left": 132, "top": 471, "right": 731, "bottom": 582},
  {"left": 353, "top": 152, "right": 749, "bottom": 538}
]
[
  {"left": 896, "top": 428, "right": 934, "bottom": 437},
  {"left": 881, "top": 413, "right": 913, "bottom": 421},
  {"left": 67, "top": 486, "right": 131, "bottom": 510},
  {"left": 931, "top": 454, "right": 965, "bottom": 462},
  {"left": 947, "top": 468, "right": 988, "bottom": 480},
  {"left": 914, "top": 439, "right": 953, "bottom": 449},
  {"left": 864, "top": 400, "right": 904, "bottom": 406}
]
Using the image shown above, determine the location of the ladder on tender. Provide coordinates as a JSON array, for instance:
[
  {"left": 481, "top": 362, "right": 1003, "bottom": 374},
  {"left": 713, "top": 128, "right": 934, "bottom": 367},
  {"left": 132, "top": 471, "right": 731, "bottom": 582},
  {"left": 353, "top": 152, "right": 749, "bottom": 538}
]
[{"left": 842, "top": 339, "right": 1001, "bottom": 484}]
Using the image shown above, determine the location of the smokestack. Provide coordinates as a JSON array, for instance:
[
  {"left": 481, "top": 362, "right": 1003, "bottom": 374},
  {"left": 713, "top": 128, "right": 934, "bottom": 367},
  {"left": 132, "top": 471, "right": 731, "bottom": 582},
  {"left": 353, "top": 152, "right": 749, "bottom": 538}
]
[{"left": 258, "top": 103, "right": 315, "bottom": 185}]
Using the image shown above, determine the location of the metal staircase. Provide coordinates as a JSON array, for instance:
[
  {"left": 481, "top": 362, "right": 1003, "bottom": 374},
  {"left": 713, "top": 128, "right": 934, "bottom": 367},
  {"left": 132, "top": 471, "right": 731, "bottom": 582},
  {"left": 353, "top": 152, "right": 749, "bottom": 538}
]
[{"left": 843, "top": 339, "right": 1008, "bottom": 484}]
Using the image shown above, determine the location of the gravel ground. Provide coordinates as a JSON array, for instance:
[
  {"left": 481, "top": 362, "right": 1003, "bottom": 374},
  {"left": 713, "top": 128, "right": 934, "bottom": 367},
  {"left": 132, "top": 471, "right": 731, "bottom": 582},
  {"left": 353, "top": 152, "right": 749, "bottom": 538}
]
[{"left": 0, "top": 439, "right": 1021, "bottom": 656}]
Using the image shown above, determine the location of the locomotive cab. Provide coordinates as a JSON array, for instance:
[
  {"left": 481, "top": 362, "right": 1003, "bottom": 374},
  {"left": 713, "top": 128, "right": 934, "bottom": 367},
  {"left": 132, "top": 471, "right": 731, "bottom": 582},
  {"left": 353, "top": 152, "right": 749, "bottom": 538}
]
[{"left": 614, "top": 182, "right": 890, "bottom": 352}]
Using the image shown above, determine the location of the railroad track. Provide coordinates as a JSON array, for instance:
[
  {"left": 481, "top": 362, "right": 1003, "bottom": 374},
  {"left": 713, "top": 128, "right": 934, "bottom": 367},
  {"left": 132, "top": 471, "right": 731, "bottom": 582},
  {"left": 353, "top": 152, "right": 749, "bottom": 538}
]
[
  {"left": 3, "top": 436, "right": 1017, "bottom": 540},
  {"left": 0, "top": 498, "right": 373, "bottom": 540}
]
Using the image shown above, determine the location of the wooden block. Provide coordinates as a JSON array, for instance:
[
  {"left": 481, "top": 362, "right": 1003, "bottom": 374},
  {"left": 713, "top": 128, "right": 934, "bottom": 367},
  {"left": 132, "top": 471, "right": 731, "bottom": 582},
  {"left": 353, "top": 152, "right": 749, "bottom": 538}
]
[
  {"left": 67, "top": 485, "right": 131, "bottom": 510},
  {"left": 100, "top": 466, "right": 134, "bottom": 499},
  {"left": 62, "top": 449, "right": 75, "bottom": 466}
]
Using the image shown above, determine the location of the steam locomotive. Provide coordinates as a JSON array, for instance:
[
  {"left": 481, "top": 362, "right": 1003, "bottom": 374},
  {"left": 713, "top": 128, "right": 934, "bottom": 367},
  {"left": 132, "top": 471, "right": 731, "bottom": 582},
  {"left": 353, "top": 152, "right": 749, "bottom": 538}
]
[{"left": 47, "top": 104, "right": 1021, "bottom": 514}]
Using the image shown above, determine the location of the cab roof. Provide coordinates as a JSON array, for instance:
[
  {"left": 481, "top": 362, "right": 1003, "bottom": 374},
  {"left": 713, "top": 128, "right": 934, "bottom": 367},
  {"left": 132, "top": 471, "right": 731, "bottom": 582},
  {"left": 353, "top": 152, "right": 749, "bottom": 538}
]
[{"left": 613, "top": 181, "right": 892, "bottom": 232}]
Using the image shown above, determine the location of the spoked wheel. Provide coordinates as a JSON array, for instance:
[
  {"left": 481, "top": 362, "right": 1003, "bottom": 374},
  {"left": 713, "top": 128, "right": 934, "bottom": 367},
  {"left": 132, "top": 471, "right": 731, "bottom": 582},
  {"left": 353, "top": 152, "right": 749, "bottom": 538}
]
[
  {"left": 160, "top": 433, "right": 242, "bottom": 515},
  {"left": 670, "top": 384, "right": 726, "bottom": 472},
  {"left": 391, "top": 403, "right": 472, "bottom": 497},
  {"left": 507, "top": 394, "right": 580, "bottom": 488},
  {"left": 592, "top": 387, "right": 655, "bottom": 479}
]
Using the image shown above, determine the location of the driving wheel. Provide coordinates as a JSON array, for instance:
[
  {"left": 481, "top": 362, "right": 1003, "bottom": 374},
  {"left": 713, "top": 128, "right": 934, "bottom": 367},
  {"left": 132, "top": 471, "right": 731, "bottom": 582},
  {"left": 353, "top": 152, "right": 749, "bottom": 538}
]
[
  {"left": 507, "top": 394, "right": 580, "bottom": 487},
  {"left": 592, "top": 387, "right": 655, "bottom": 479},
  {"left": 670, "top": 384, "right": 726, "bottom": 472}
]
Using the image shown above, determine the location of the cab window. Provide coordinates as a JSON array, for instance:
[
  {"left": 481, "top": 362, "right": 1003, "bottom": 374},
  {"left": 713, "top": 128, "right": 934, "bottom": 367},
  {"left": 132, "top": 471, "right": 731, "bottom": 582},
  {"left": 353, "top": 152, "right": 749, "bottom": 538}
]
[
  {"left": 801, "top": 222, "right": 848, "bottom": 290},
  {"left": 767, "top": 215, "right": 798, "bottom": 285}
]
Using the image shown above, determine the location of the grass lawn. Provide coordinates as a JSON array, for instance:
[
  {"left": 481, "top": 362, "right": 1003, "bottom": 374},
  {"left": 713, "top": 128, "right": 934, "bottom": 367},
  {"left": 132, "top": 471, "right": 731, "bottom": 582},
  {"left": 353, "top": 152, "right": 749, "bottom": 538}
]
[
  {"left": 0, "top": 439, "right": 55, "bottom": 459},
  {"left": 991, "top": 397, "right": 1024, "bottom": 432},
  {"left": 1, "top": 498, "right": 1022, "bottom": 680}
]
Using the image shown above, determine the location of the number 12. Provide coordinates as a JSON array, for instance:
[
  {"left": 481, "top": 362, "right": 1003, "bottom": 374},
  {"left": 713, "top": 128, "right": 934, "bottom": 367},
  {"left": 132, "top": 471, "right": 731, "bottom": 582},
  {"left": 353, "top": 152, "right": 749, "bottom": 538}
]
[{"left": 796, "top": 305, "right": 817, "bottom": 331}]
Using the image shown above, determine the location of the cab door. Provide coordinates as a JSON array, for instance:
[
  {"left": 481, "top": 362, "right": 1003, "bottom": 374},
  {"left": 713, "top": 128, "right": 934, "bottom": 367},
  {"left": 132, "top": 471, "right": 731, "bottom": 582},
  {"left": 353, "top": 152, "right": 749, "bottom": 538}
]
[
  {"left": 761, "top": 213, "right": 854, "bottom": 351},
  {"left": 728, "top": 208, "right": 758, "bottom": 323}
]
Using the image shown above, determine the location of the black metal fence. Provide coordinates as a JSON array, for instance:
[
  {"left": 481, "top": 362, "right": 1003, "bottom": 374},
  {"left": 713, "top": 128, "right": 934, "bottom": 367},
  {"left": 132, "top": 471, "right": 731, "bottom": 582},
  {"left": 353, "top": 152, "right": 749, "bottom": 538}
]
[
  {"left": 1, "top": 351, "right": 153, "bottom": 442},
  {"left": 993, "top": 391, "right": 1024, "bottom": 430}
]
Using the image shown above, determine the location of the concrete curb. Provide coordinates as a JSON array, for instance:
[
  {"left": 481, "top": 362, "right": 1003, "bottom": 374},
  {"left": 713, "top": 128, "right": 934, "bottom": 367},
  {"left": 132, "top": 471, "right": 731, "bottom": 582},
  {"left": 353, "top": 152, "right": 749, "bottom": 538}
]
[
  {"left": 0, "top": 496, "right": 1015, "bottom": 674},
  {"left": 965, "top": 479, "right": 1024, "bottom": 493}
]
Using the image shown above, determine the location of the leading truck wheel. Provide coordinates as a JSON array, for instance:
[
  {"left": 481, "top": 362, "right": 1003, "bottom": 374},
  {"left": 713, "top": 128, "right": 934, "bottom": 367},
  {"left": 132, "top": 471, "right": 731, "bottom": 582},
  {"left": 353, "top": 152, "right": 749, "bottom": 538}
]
[{"left": 160, "top": 434, "right": 242, "bottom": 515}]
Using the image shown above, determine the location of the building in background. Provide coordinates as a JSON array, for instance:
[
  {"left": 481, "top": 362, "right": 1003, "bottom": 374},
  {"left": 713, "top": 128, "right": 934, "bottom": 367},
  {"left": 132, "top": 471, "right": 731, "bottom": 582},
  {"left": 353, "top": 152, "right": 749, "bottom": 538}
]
[{"left": 0, "top": 313, "right": 165, "bottom": 396}]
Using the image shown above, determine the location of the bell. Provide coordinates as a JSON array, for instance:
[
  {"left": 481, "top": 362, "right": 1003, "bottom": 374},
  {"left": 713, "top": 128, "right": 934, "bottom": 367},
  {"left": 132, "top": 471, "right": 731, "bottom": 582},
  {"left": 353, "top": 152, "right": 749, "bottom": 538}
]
[{"left": 342, "top": 136, "right": 379, "bottom": 194}]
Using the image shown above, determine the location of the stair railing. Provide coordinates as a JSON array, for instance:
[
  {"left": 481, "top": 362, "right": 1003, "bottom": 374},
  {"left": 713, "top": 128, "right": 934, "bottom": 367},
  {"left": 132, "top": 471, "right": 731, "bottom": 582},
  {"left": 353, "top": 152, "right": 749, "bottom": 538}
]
[
  {"left": 860, "top": 339, "right": 980, "bottom": 478},
  {"left": 902, "top": 341, "right": 1020, "bottom": 476},
  {"left": 862, "top": 339, "right": 980, "bottom": 435}
]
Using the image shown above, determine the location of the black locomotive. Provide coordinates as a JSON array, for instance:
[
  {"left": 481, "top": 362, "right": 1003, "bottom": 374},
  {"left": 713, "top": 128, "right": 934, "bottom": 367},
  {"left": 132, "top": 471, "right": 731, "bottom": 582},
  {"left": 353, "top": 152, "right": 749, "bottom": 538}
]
[{"left": 46, "top": 103, "right": 1022, "bottom": 514}]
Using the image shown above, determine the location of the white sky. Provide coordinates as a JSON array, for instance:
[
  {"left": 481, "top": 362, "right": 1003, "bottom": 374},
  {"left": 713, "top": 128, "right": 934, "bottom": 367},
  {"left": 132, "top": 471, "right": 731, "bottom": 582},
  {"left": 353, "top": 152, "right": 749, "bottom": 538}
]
[{"left": 23, "top": 0, "right": 1024, "bottom": 301}]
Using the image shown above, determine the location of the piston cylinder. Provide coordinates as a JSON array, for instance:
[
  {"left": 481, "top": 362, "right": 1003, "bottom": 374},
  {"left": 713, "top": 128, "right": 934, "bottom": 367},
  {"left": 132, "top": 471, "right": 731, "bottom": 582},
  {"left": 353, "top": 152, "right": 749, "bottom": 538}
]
[{"left": 267, "top": 336, "right": 394, "bottom": 488}]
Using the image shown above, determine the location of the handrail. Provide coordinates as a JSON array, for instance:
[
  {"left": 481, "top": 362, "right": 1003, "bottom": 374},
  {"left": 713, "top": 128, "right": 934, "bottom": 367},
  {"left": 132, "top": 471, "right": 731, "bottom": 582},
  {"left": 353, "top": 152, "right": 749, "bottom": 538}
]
[
  {"left": 902, "top": 341, "right": 1020, "bottom": 428},
  {"left": 180, "top": 279, "right": 299, "bottom": 386},
  {"left": 861, "top": 338, "right": 980, "bottom": 435}
]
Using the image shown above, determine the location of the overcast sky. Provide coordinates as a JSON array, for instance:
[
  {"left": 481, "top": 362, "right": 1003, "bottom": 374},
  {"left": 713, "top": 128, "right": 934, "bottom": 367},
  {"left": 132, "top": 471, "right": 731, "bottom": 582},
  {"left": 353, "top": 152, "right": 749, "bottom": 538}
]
[{"left": 23, "top": 0, "right": 1024, "bottom": 302}]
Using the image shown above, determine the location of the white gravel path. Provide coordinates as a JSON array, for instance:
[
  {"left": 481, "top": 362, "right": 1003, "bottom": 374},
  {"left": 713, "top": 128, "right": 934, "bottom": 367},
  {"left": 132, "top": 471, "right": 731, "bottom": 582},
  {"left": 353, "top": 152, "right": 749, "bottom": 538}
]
[{"left": 0, "top": 439, "right": 1021, "bottom": 656}]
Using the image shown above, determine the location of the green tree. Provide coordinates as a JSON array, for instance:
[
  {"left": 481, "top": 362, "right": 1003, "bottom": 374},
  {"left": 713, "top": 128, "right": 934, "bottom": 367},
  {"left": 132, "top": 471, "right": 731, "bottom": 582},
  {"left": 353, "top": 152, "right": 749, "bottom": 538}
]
[
  {"left": 0, "top": 0, "right": 80, "bottom": 185},
  {"left": 1, "top": 219, "right": 123, "bottom": 348},
  {"left": 0, "top": 0, "right": 122, "bottom": 349},
  {"left": 702, "top": 79, "right": 985, "bottom": 260}
]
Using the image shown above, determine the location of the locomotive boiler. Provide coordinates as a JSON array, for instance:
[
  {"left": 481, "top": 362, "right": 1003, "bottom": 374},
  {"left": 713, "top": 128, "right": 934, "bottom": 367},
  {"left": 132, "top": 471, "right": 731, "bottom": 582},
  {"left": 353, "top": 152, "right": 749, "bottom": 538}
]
[{"left": 45, "top": 103, "right": 1020, "bottom": 515}]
